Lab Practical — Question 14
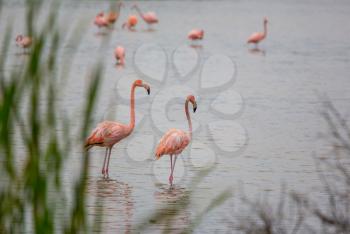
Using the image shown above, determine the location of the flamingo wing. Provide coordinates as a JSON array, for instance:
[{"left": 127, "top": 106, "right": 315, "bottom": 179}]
[
  {"left": 247, "top": 32, "right": 263, "bottom": 43},
  {"left": 85, "top": 121, "right": 129, "bottom": 148},
  {"left": 155, "top": 129, "right": 190, "bottom": 159}
]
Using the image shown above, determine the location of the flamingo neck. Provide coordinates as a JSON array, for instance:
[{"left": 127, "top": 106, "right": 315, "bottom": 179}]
[
  {"left": 135, "top": 6, "right": 145, "bottom": 19},
  {"left": 129, "top": 84, "right": 136, "bottom": 132},
  {"left": 185, "top": 100, "right": 192, "bottom": 139},
  {"left": 263, "top": 22, "right": 267, "bottom": 38}
]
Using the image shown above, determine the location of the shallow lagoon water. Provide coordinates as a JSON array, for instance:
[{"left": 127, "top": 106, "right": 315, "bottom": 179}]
[{"left": 1, "top": 0, "right": 350, "bottom": 232}]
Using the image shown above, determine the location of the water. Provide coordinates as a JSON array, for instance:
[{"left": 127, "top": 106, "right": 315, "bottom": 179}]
[{"left": 1, "top": 0, "right": 350, "bottom": 233}]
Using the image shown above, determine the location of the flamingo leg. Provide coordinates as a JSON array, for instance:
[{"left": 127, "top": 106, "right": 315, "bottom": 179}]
[
  {"left": 105, "top": 147, "right": 112, "bottom": 178},
  {"left": 169, "top": 155, "right": 173, "bottom": 185},
  {"left": 102, "top": 148, "right": 108, "bottom": 175},
  {"left": 169, "top": 155, "right": 178, "bottom": 186}
]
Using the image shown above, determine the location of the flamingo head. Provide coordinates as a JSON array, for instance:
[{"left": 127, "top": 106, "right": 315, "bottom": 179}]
[
  {"left": 199, "top": 30, "right": 204, "bottom": 38},
  {"left": 187, "top": 95, "right": 197, "bottom": 113},
  {"left": 264, "top": 17, "right": 268, "bottom": 24},
  {"left": 16, "top": 35, "right": 23, "bottom": 42},
  {"left": 97, "top": 12, "right": 104, "bottom": 17},
  {"left": 134, "top": 80, "right": 151, "bottom": 95}
]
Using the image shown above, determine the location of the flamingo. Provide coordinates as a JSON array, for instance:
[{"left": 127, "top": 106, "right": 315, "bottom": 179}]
[
  {"left": 122, "top": 15, "right": 138, "bottom": 31},
  {"left": 15, "top": 35, "right": 32, "bottom": 53},
  {"left": 188, "top": 29, "right": 204, "bottom": 41},
  {"left": 85, "top": 80, "right": 150, "bottom": 178},
  {"left": 94, "top": 12, "right": 109, "bottom": 31},
  {"left": 131, "top": 4, "right": 158, "bottom": 28},
  {"left": 247, "top": 17, "right": 268, "bottom": 46},
  {"left": 155, "top": 95, "right": 197, "bottom": 186},
  {"left": 114, "top": 46, "right": 125, "bottom": 65},
  {"left": 106, "top": 2, "right": 124, "bottom": 25}
]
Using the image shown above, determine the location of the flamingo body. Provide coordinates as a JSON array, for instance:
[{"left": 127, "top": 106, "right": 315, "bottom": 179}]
[
  {"left": 247, "top": 32, "right": 265, "bottom": 44},
  {"left": 107, "top": 12, "right": 118, "bottom": 24},
  {"left": 94, "top": 12, "right": 109, "bottom": 28},
  {"left": 16, "top": 35, "right": 32, "bottom": 48},
  {"left": 142, "top": 12, "right": 159, "bottom": 24},
  {"left": 188, "top": 29, "right": 204, "bottom": 40},
  {"left": 155, "top": 129, "right": 190, "bottom": 159},
  {"left": 122, "top": 15, "right": 138, "bottom": 30},
  {"left": 132, "top": 5, "right": 159, "bottom": 26},
  {"left": 114, "top": 46, "right": 125, "bottom": 65},
  {"left": 86, "top": 121, "right": 130, "bottom": 148}
]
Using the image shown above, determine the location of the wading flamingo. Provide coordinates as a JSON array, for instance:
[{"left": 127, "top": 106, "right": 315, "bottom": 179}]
[
  {"left": 16, "top": 35, "right": 32, "bottom": 52},
  {"left": 247, "top": 17, "right": 268, "bottom": 46},
  {"left": 155, "top": 95, "right": 197, "bottom": 186},
  {"left": 85, "top": 80, "right": 150, "bottom": 178},
  {"left": 122, "top": 15, "right": 138, "bottom": 31},
  {"left": 107, "top": 2, "right": 124, "bottom": 25},
  {"left": 94, "top": 12, "right": 109, "bottom": 31},
  {"left": 132, "top": 4, "right": 158, "bottom": 28},
  {"left": 114, "top": 46, "right": 125, "bottom": 65},
  {"left": 188, "top": 29, "right": 204, "bottom": 41}
]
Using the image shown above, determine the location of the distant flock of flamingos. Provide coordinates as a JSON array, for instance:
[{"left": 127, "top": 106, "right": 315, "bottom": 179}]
[{"left": 15, "top": 2, "right": 268, "bottom": 186}]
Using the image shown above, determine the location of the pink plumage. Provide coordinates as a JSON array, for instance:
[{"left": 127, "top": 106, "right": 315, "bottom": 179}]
[
  {"left": 114, "top": 46, "right": 125, "bottom": 65},
  {"left": 132, "top": 5, "right": 159, "bottom": 25},
  {"left": 155, "top": 95, "right": 197, "bottom": 186},
  {"left": 94, "top": 12, "right": 109, "bottom": 28},
  {"left": 188, "top": 29, "right": 204, "bottom": 40},
  {"left": 16, "top": 35, "right": 32, "bottom": 48},
  {"left": 85, "top": 80, "right": 150, "bottom": 178},
  {"left": 247, "top": 17, "right": 268, "bottom": 45}
]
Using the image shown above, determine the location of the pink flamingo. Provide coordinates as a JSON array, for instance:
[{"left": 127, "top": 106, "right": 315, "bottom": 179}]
[
  {"left": 94, "top": 12, "right": 109, "bottom": 31},
  {"left": 132, "top": 4, "right": 158, "bottom": 28},
  {"left": 85, "top": 80, "right": 150, "bottom": 177},
  {"left": 16, "top": 35, "right": 32, "bottom": 52},
  {"left": 122, "top": 15, "right": 138, "bottom": 31},
  {"left": 188, "top": 29, "right": 204, "bottom": 41},
  {"left": 247, "top": 17, "right": 268, "bottom": 46},
  {"left": 155, "top": 95, "right": 197, "bottom": 186},
  {"left": 114, "top": 46, "right": 125, "bottom": 65}
]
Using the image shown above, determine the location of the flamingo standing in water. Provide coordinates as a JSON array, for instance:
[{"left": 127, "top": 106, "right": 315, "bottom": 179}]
[
  {"left": 85, "top": 80, "right": 150, "bottom": 178},
  {"left": 114, "top": 46, "right": 125, "bottom": 65},
  {"left": 132, "top": 4, "right": 158, "bottom": 29},
  {"left": 188, "top": 29, "right": 204, "bottom": 41},
  {"left": 94, "top": 12, "right": 109, "bottom": 32},
  {"left": 106, "top": 2, "right": 124, "bottom": 25},
  {"left": 16, "top": 35, "right": 32, "bottom": 53},
  {"left": 122, "top": 15, "right": 138, "bottom": 31},
  {"left": 155, "top": 95, "right": 197, "bottom": 186},
  {"left": 247, "top": 17, "right": 268, "bottom": 46}
]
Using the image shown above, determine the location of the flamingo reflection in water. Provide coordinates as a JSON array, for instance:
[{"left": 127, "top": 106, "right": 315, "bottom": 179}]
[{"left": 87, "top": 178, "right": 134, "bottom": 233}]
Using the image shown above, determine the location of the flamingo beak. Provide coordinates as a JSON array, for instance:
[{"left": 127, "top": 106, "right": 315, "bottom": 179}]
[
  {"left": 193, "top": 102, "right": 197, "bottom": 113},
  {"left": 147, "top": 87, "right": 150, "bottom": 95}
]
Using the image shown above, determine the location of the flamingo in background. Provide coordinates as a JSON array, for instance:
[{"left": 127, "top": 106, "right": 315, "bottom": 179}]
[
  {"left": 114, "top": 46, "right": 125, "bottom": 65},
  {"left": 188, "top": 29, "right": 204, "bottom": 41},
  {"left": 94, "top": 12, "right": 109, "bottom": 32},
  {"left": 122, "top": 15, "right": 138, "bottom": 31},
  {"left": 85, "top": 80, "right": 150, "bottom": 178},
  {"left": 155, "top": 95, "right": 197, "bottom": 186},
  {"left": 106, "top": 2, "right": 124, "bottom": 25},
  {"left": 247, "top": 17, "right": 268, "bottom": 46},
  {"left": 16, "top": 35, "right": 32, "bottom": 52},
  {"left": 132, "top": 4, "right": 158, "bottom": 28}
]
